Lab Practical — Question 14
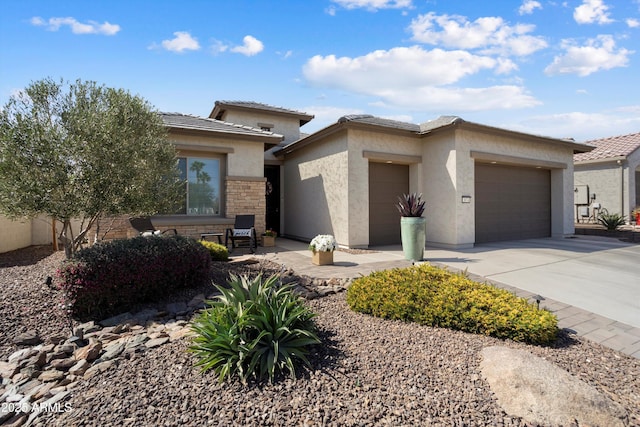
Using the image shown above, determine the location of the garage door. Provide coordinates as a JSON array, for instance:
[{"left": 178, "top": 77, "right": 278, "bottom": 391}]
[
  {"left": 475, "top": 163, "right": 551, "bottom": 243},
  {"left": 369, "top": 162, "right": 409, "bottom": 246}
]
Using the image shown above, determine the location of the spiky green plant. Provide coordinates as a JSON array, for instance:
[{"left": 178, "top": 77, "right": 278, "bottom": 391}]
[
  {"left": 597, "top": 209, "right": 626, "bottom": 231},
  {"left": 189, "top": 274, "right": 320, "bottom": 384}
]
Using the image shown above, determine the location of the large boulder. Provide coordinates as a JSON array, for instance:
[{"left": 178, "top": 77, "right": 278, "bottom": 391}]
[{"left": 480, "top": 346, "right": 628, "bottom": 427}]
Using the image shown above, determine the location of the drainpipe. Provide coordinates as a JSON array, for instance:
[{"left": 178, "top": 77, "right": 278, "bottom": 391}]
[{"left": 617, "top": 159, "right": 624, "bottom": 219}]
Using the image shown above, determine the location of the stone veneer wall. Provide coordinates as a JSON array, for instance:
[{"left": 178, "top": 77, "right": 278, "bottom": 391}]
[
  {"left": 96, "top": 176, "right": 266, "bottom": 242},
  {"left": 225, "top": 176, "right": 266, "bottom": 234}
]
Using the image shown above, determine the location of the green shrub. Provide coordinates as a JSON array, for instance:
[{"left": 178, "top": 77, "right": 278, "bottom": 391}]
[
  {"left": 346, "top": 264, "right": 558, "bottom": 345},
  {"left": 199, "top": 240, "right": 229, "bottom": 261},
  {"left": 597, "top": 209, "right": 626, "bottom": 231},
  {"left": 190, "top": 274, "right": 320, "bottom": 384},
  {"left": 57, "top": 235, "right": 211, "bottom": 320}
]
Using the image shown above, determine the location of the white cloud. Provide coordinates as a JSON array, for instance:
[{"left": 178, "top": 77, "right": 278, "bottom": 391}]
[
  {"left": 544, "top": 35, "right": 632, "bottom": 76},
  {"left": 230, "top": 35, "right": 264, "bottom": 56},
  {"left": 574, "top": 0, "right": 614, "bottom": 25},
  {"left": 627, "top": 18, "right": 640, "bottom": 28},
  {"left": 331, "top": 0, "right": 413, "bottom": 11},
  {"left": 160, "top": 31, "right": 200, "bottom": 53},
  {"left": 304, "top": 46, "right": 497, "bottom": 90},
  {"left": 303, "top": 46, "right": 540, "bottom": 112},
  {"left": 516, "top": 109, "right": 640, "bottom": 141},
  {"left": 518, "top": 1, "right": 542, "bottom": 15},
  {"left": 30, "top": 16, "right": 120, "bottom": 35},
  {"left": 210, "top": 40, "right": 229, "bottom": 55},
  {"left": 408, "top": 13, "right": 547, "bottom": 57}
]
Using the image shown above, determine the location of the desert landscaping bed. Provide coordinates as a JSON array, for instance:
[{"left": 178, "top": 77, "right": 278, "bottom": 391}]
[{"left": 1, "top": 246, "right": 639, "bottom": 426}]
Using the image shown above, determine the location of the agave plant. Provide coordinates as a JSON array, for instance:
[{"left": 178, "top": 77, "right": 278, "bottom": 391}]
[
  {"left": 597, "top": 209, "right": 626, "bottom": 231},
  {"left": 396, "top": 193, "right": 426, "bottom": 217},
  {"left": 189, "top": 274, "right": 321, "bottom": 384}
]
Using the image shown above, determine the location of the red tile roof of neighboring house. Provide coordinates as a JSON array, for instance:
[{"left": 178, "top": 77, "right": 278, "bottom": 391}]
[{"left": 574, "top": 132, "right": 640, "bottom": 162}]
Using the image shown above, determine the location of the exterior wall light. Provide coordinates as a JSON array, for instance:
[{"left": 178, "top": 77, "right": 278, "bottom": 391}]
[{"left": 461, "top": 195, "right": 472, "bottom": 203}]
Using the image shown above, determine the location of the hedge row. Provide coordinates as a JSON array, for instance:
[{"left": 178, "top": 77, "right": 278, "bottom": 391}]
[
  {"left": 346, "top": 264, "right": 558, "bottom": 345},
  {"left": 57, "top": 235, "right": 211, "bottom": 320}
]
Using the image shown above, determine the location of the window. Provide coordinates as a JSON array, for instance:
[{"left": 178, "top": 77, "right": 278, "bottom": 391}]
[{"left": 176, "top": 157, "right": 221, "bottom": 215}]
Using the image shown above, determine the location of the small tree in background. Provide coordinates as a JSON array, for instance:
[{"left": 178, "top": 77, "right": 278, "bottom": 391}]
[{"left": 0, "top": 77, "right": 182, "bottom": 257}]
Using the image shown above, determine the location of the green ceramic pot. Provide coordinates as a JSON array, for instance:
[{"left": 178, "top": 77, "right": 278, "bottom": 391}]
[{"left": 400, "top": 216, "right": 426, "bottom": 261}]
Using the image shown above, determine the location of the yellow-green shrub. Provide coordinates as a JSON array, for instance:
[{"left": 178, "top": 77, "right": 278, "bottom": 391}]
[
  {"left": 199, "top": 241, "right": 229, "bottom": 261},
  {"left": 346, "top": 264, "right": 558, "bottom": 345}
]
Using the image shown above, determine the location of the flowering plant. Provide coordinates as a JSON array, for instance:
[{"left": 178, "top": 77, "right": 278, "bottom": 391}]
[
  {"left": 262, "top": 229, "right": 277, "bottom": 237},
  {"left": 309, "top": 234, "right": 337, "bottom": 252}
]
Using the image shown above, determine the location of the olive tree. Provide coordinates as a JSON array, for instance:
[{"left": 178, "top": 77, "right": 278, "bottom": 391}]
[{"left": 0, "top": 78, "right": 182, "bottom": 257}]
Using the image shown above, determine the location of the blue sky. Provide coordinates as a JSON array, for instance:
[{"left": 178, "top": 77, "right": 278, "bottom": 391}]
[{"left": 1, "top": 0, "right": 639, "bottom": 141}]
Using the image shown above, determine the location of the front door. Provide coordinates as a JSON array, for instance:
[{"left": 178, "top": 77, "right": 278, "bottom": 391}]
[{"left": 264, "top": 165, "right": 280, "bottom": 235}]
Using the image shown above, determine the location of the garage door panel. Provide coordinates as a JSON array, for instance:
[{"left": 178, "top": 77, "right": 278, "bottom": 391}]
[
  {"left": 475, "top": 164, "right": 550, "bottom": 243},
  {"left": 369, "top": 163, "right": 409, "bottom": 246}
]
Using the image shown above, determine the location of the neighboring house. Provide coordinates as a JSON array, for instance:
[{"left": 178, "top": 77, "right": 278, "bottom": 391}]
[
  {"left": 573, "top": 132, "right": 640, "bottom": 222},
  {"left": 275, "top": 114, "right": 592, "bottom": 249}
]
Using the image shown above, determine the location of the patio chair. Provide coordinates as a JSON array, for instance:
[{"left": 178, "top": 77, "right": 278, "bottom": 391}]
[
  {"left": 129, "top": 217, "right": 177, "bottom": 236},
  {"left": 225, "top": 214, "right": 257, "bottom": 253}
]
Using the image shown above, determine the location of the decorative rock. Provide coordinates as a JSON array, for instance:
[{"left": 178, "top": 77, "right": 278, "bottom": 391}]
[
  {"left": 480, "top": 346, "right": 628, "bottom": 427},
  {"left": 3, "top": 413, "right": 28, "bottom": 427},
  {"left": 188, "top": 293, "right": 206, "bottom": 309},
  {"left": 46, "top": 334, "right": 68, "bottom": 345},
  {"left": 133, "top": 308, "right": 159, "bottom": 323},
  {"left": 77, "top": 320, "right": 100, "bottom": 334},
  {"left": 68, "top": 359, "right": 89, "bottom": 376},
  {"left": 99, "top": 312, "right": 133, "bottom": 328},
  {"left": 55, "top": 343, "right": 77, "bottom": 355},
  {"left": 38, "top": 370, "right": 64, "bottom": 383},
  {"left": 166, "top": 302, "right": 187, "bottom": 315},
  {"left": 45, "top": 350, "right": 68, "bottom": 364},
  {"left": 83, "top": 360, "right": 114, "bottom": 380},
  {"left": 145, "top": 337, "right": 169, "bottom": 348},
  {"left": 8, "top": 349, "right": 37, "bottom": 364},
  {"left": 74, "top": 342, "right": 102, "bottom": 362},
  {"left": 12, "top": 330, "right": 41, "bottom": 346},
  {"left": 49, "top": 358, "right": 77, "bottom": 371},
  {"left": 0, "top": 361, "right": 19, "bottom": 379},
  {"left": 169, "top": 328, "right": 192, "bottom": 342},
  {"left": 95, "top": 343, "right": 125, "bottom": 363},
  {"left": 19, "top": 351, "right": 46, "bottom": 369},
  {"left": 32, "top": 382, "right": 56, "bottom": 400}
]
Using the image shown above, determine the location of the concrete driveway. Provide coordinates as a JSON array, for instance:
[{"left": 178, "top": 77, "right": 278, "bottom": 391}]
[{"left": 424, "top": 236, "right": 640, "bottom": 329}]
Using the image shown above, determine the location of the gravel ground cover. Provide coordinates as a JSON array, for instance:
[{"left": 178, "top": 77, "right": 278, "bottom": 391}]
[{"left": 1, "top": 246, "right": 639, "bottom": 426}]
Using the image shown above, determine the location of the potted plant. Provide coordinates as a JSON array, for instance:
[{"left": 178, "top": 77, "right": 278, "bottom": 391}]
[
  {"left": 309, "top": 234, "right": 337, "bottom": 265},
  {"left": 397, "top": 193, "right": 426, "bottom": 261},
  {"left": 262, "top": 229, "right": 277, "bottom": 247}
]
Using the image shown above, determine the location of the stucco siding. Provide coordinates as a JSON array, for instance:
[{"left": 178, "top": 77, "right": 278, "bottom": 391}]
[
  {"left": 283, "top": 134, "right": 349, "bottom": 245},
  {"left": 220, "top": 110, "right": 301, "bottom": 145},
  {"left": 574, "top": 163, "right": 623, "bottom": 216},
  {"left": 171, "top": 133, "right": 264, "bottom": 177},
  {"left": 421, "top": 132, "right": 460, "bottom": 247}
]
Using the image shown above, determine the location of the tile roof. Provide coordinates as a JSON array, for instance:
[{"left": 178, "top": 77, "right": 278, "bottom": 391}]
[
  {"left": 574, "top": 132, "right": 640, "bottom": 162},
  {"left": 160, "top": 112, "right": 282, "bottom": 140},
  {"left": 337, "top": 114, "right": 420, "bottom": 132},
  {"left": 212, "top": 101, "right": 314, "bottom": 124},
  {"left": 419, "top": 115, "right": 463, "bottom": 132}
]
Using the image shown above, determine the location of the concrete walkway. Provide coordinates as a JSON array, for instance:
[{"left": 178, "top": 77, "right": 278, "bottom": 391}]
[{"left": 233, "top": 236, "right": 640, "bottom": 359}]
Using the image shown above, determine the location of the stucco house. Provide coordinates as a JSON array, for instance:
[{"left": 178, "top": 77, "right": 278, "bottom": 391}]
[
  {"left": 273, "top": 114, "right": 591, "bottom": 249},
  {"left": 573, "top": 132, "right": 640, "bottom": 223},
  {"left": 1, "top": 100, "right": 594, "bottom": 252},
  {"left": 98, "top": 111, "right": 284, "bottom": 241}
]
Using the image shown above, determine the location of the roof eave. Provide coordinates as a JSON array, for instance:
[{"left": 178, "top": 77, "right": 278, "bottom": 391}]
[{"left": 210, "top": 101, "right": 314, "bottom": 126}]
